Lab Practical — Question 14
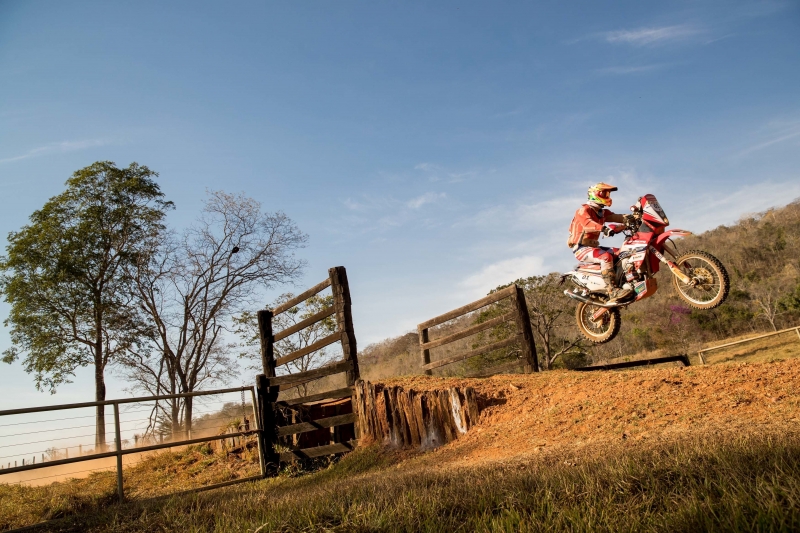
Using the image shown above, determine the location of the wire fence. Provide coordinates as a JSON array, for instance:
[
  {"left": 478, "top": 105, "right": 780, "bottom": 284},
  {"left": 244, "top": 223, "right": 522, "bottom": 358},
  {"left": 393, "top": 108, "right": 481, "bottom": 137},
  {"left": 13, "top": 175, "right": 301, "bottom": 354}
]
[{"left": 0, "top": 386, "right": 264, "bottom": 500}]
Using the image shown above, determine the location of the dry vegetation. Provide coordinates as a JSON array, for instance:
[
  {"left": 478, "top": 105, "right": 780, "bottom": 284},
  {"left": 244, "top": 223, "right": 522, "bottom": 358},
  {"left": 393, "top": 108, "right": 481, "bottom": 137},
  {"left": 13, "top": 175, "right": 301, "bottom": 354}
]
[
  {"left": 8, "top": 435, "right": 800, "bottom": 533},
  {"left": 0, "top": 439, "right": 261, "bottom": 531}
]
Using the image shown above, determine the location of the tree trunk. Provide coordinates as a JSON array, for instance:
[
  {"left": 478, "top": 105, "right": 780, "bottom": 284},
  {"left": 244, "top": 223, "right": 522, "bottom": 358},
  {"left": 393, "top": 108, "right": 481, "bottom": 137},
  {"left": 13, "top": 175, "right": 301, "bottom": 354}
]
[
  {"left": 94, "top": 345, "right": 106, "bottom": 452},
  {"left": 184, "top": 396, "right": 193, "bottom": 439},
  {"left": 170, "top": 400, "right": 181, "bottom": 441}
]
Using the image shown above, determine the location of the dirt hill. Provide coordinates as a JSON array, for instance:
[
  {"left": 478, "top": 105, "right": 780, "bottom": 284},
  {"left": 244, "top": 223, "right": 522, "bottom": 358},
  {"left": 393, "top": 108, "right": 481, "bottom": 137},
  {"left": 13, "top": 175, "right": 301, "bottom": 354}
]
[{"left": 380, "top": 358, "right": 800, "bottom": 467}]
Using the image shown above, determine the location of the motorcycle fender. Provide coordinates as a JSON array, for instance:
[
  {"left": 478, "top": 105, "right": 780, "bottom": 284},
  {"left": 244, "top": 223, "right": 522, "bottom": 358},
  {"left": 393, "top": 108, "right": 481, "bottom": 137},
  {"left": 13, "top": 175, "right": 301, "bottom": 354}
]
[{"left": 656, "top": 229, "right": 692, "bottom": 248}]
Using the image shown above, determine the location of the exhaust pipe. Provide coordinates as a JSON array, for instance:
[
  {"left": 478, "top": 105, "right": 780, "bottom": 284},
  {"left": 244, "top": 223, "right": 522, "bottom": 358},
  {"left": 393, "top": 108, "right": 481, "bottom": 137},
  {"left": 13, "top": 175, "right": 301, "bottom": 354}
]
[{"left": 563, "top": 289, "right": 623, "bottom": 308}]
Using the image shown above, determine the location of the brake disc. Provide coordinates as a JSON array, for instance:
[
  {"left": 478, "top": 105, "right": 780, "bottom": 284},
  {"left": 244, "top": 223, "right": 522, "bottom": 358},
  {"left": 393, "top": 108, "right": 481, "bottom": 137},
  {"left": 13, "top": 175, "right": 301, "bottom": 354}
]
[{"left": 691, "top": 266, "right": 713, "bottom": 290}]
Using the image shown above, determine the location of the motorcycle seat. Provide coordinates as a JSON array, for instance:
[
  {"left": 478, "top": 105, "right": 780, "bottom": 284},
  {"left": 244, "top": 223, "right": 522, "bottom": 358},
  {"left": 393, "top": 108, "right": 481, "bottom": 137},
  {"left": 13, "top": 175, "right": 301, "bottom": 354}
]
[{"left": 576, "top": 263, "right": 602, "bottom": 271}]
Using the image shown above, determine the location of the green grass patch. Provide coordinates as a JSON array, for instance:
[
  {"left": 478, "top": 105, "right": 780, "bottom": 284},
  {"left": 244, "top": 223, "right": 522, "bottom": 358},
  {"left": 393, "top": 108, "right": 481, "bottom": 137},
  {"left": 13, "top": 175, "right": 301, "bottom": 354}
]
[{"left": 7, "top": 433, "right": 800, "bottom": 532}]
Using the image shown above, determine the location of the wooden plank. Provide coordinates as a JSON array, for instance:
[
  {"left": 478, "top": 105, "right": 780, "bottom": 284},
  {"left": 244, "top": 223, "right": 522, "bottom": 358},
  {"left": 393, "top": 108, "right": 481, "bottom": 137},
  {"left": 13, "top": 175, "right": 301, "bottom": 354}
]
[
  {"left": 268, "top": 360, "right": 353, "bottom": 386},
  {"left": 272, "top": 278, "right": 332, "bottom": 316},
  {"left": 574, "top": 354, "right": 690, "bottom": 371},
  {"left": 330, "top": 266, "right": 359, "bottom": 386},
  {"left": 418, "top": 285, "right": 516, "bottom": 330},
  {"left": 273, "top": 306, "right": 336, "bottom": 342},
  {"left": 276, "top": 413, "right": 356, "bottom": 437},
  {"left": 422, "top": 336, "right": 519, "bottom": 371},
  {"left": 277, "top": 386, "right": 354, "bottom": 407},
  {"left": 274, "top": 332, "right": 341, "bottom": 367},
  {"left": 422, "top": 312, "right": 515, "bottom": 351},
  {"left": 279, "top": 440, "right": 356, "bottom": 462}
]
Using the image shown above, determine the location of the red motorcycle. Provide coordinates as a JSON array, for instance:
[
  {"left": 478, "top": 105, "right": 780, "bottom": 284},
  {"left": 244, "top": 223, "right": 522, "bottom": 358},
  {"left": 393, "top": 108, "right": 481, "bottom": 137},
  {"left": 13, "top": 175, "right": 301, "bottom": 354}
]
[{"left": 562, "top": 194, "right": 729, "bottom": 344}]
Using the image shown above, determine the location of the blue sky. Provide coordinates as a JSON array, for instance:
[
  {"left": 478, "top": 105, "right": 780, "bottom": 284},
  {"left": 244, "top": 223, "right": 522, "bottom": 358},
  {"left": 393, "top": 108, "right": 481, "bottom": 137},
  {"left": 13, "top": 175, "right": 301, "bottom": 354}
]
[{"left": 1, "top": 0, "right": 799, "bottom": 408}]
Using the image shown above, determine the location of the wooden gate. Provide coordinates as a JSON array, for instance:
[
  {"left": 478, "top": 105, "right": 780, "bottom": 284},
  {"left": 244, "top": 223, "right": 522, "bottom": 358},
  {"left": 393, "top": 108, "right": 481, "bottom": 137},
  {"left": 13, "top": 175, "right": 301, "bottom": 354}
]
[
  {"left": 255, "top": 266, "right": 360, "bottom": 472},
  {"left": 418, "top": 284, "right": 539, "bottom": 376}
]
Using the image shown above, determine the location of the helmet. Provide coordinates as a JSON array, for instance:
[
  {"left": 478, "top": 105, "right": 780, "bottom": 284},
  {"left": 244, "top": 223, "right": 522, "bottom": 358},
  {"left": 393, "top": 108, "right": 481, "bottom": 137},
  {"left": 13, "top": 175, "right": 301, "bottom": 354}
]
[{"left": 587, "top": 182, "right": 618, "bottom": 207}]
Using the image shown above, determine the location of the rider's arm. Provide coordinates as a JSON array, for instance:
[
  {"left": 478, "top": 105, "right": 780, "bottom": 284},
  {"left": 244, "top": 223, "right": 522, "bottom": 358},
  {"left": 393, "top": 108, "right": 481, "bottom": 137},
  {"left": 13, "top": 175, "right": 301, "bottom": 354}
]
[{"left": 603, "top": 211, "right": 626, "bottom": 224}]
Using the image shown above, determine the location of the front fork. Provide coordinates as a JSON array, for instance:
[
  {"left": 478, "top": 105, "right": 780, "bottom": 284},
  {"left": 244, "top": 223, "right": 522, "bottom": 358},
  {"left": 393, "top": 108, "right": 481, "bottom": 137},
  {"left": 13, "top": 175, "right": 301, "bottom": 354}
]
[{"left": 649, "top": 246, "right": 692, "bottom": 284}]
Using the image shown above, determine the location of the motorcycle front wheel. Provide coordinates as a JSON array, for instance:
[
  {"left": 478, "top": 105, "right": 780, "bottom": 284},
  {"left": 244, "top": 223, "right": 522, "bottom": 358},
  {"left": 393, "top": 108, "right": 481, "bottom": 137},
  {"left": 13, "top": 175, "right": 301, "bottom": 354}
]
[
  {"left": 672, "top": 250, "right": 730, "bottom": 310},
  {"left": 575, "top": 297, "right": 621, "bottom": 344}
]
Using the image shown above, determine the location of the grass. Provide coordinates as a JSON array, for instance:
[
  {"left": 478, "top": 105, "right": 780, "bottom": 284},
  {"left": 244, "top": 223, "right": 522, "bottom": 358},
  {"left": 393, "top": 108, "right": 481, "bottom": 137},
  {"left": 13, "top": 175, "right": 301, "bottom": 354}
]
[
  {"left": 5, "top": 431, "right": 800, "bottom": 532},
  {"left": 0, "top": 441, "right": 261, "bottom": 531}
]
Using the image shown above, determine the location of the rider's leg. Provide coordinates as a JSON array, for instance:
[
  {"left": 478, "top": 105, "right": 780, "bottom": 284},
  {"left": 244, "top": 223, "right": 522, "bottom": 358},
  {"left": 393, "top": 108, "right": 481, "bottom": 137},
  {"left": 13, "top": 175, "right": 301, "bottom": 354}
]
[
  {"left": 574, "top": 246, "right": 613, "bottom": 270},
  {"left": 574, "top": 247, "right": 631, "bottom": 302}
]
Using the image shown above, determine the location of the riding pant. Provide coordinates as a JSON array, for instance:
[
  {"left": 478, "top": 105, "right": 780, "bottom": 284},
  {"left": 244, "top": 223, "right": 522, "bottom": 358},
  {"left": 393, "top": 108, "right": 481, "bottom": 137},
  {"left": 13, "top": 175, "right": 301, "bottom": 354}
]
[{"left": 573, "top": 245, "right": 614, "bottom": 272}]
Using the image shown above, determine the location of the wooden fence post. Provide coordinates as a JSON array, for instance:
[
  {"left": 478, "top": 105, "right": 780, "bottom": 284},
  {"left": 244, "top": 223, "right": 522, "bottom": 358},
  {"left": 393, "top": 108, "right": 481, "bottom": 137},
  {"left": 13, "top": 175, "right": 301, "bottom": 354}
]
[
  {"left": 257, "top": 309, "right": 274, "bottom": 377},
  {"left": 257, "top": 309, "right": 280, "bottom": 475},
  {"left": 512, "top": 285, "right": 539, "bottom": 372},
  {"left": 329, "top": 267, "right": 359, "bottom": 386},
  {"left": 255, "top": 374, "right": 280, "bottom": 475},
  {"left": 419, "top": 326, "right": 432, "bottom": 376}
]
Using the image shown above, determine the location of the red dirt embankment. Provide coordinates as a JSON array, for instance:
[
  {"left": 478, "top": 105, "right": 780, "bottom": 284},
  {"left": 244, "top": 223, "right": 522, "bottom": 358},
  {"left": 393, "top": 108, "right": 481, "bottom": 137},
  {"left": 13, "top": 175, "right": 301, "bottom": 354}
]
[{"left": 380, "top": 359, "right": 800, "bottom": 466}]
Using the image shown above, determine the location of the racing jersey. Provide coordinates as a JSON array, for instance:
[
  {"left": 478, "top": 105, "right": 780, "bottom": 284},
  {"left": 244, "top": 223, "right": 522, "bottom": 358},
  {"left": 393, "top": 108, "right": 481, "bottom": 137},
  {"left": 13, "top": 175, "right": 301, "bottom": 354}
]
[{"left": 567, "top": 203, "right": 625, "bottom": 247}]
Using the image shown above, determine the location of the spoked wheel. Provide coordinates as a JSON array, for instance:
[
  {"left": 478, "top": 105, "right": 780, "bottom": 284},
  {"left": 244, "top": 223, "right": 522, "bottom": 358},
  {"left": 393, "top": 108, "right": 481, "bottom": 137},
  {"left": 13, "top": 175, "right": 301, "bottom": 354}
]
[
  {"left": 575, "top": 295, "right": 621, "bottom": 344},
  {"left": 672, "top": 250, "right": 729, "bottom": 310}
]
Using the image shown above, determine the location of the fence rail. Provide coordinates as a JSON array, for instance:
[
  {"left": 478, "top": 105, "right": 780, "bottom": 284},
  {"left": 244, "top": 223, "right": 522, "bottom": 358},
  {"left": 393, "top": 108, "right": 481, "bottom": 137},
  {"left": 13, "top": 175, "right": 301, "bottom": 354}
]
[
  {"left": 0, "top": 386, "right": 262, "bottom": 502},
  {"left": 697, "top": 325, "right": 800, "bottom": 364},
  {"left": 418, "top": 284, "right": 539, "bottom": 375}
]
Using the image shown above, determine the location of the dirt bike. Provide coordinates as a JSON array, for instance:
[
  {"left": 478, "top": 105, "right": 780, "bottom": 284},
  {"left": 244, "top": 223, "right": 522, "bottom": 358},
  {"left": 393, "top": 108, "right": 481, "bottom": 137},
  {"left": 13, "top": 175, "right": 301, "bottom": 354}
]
[{"left": 561, "top": 194, "right": 730, "bottom": 344}]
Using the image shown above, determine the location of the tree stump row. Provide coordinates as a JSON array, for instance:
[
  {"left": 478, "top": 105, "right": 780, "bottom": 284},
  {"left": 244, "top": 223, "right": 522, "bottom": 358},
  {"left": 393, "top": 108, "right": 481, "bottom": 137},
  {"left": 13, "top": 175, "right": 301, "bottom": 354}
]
[{"left": 353, "top": 380, "right": 480, "bottom": 449}]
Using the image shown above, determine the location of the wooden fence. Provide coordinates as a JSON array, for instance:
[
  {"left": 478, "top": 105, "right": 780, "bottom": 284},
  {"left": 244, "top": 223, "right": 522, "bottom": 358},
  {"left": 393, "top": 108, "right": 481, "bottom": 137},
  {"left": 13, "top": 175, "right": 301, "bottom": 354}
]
[
  {"left": 255, "top": 266, "right": 360, "bottom": 470},
  {"left": 696, "top": 324, "right": 800, "bottom": 364},
  {"left": 418, "top": 284, "right": 539, "bottom": 375}
]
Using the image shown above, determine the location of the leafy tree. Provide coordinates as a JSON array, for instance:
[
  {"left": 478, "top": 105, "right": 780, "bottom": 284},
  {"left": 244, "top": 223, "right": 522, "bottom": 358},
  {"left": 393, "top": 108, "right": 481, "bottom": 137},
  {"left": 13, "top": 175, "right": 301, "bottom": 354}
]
[{"left": 0, "top": 162, "right": 171, "bottom": 449}]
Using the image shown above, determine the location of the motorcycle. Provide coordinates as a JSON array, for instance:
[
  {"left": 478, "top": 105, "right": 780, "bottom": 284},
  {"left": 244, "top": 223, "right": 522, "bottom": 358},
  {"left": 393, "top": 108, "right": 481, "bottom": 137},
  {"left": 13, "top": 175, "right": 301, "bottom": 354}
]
[{"left": 562, "top": 194, "right": 730, "bottom": 344}]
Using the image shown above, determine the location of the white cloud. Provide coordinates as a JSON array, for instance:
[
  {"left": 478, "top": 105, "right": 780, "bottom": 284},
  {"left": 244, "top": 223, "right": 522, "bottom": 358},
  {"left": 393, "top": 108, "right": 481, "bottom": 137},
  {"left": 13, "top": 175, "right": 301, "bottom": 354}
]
[
  {"left": 737, "top": 125, "right": 800, "bottom": 157},
  {"left": 595, "top": 64, "right": 664, "bottom": 75},
  {"left": 674, "top": 180, "right": 800, "bottom": 232},
  {"left": 407, "top": 192, "right": 446, "bottom": 209},
  {"left": 414, "top": 162, "right": 440, "bottom": 172},
  {"left": 460, "top": 255, "right": 545, "bottom": 298},
  {"left": 603, "top": 25, "right": 700, "bottom": 46},
  {"left": 342, "top": 198, "right": 361, "bottom": 210},
  {"left": 491, "top": 107, "right": 527, "bottom": 118},
  {"left": 0, "top": 139, "right": 111, "bottom": 164}
]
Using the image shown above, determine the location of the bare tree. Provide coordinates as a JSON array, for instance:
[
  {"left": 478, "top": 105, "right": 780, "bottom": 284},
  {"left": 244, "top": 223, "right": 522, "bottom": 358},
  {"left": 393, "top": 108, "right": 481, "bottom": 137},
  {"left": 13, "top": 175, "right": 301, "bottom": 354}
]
[
  {"left": 518, "top": 274, "right": 587, "bottom": 369},
  {"left": 750, "top": 281, "right": 785, "bottom": 332},
  {"left": 119, "top": 190, "right": 307, "bottom": 437}
]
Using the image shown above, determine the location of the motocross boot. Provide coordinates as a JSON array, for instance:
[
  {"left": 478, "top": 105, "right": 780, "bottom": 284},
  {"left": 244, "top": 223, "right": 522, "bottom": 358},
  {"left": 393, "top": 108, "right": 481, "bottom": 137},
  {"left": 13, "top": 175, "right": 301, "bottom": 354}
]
[{"left": 602, "top": 269, "right": 633, "bottom": 304}]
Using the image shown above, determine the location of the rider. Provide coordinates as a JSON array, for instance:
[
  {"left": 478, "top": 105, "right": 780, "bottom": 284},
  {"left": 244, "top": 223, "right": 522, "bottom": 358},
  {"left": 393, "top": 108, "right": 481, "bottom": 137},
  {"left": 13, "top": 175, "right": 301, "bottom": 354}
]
[{"left": 568, "top": 182, "right": 634, "bottom": 303}]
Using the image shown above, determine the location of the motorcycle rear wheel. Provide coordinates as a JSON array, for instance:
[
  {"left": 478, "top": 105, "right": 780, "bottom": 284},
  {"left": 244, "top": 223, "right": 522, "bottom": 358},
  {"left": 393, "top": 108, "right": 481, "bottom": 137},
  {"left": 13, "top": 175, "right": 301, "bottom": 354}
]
[
  {"left": 672, "top": 250, "right": 729, "bottom": 310},
  {"left": 575, "top": 297, "right": 621, "bottom": 344}
]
